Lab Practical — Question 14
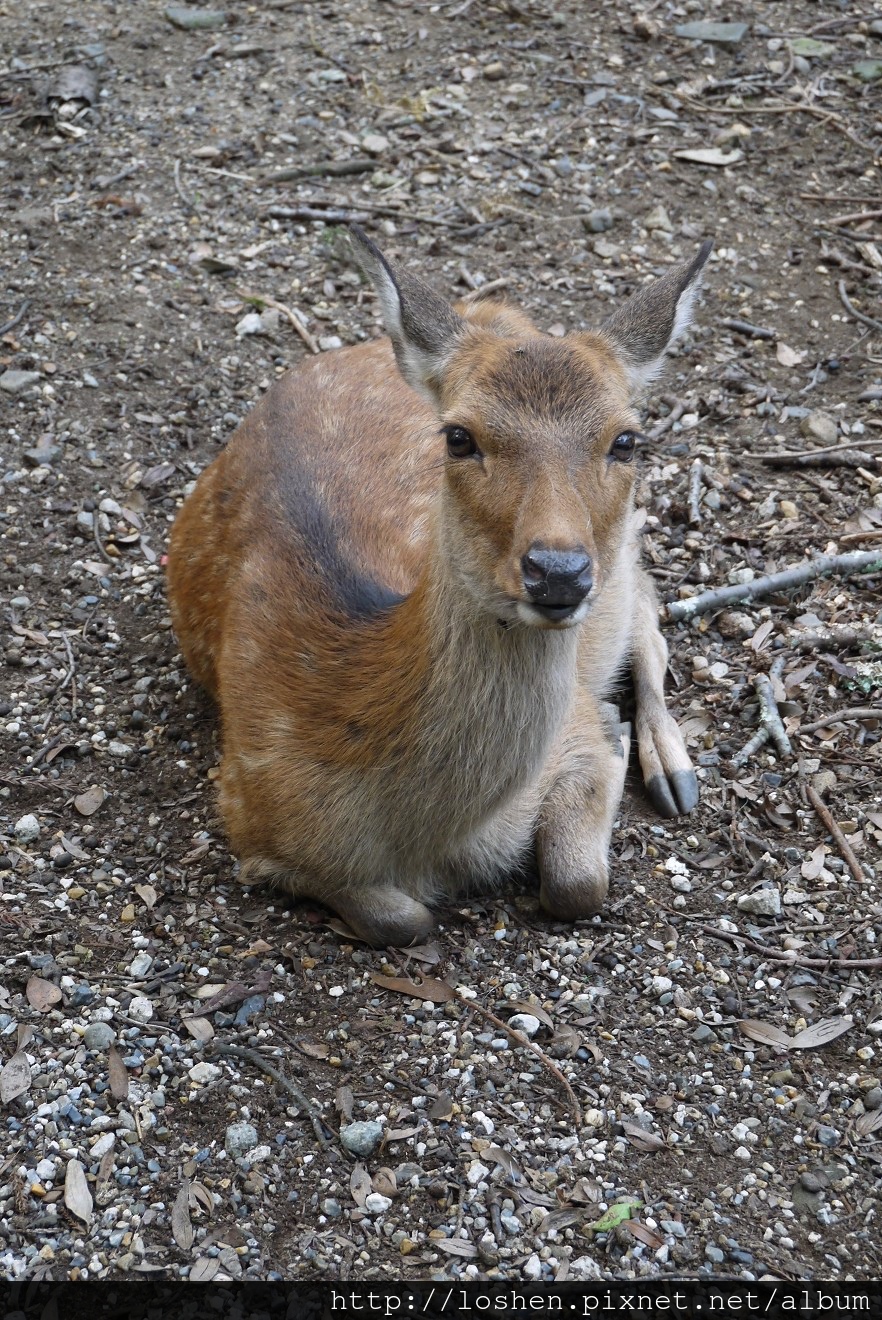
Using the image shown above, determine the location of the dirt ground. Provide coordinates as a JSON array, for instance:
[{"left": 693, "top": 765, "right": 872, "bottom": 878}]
[{"left": 2, "top": 0, "right": 882, "bottom": 1286}]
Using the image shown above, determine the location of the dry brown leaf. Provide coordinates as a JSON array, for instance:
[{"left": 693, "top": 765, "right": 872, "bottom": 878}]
[
  {"left": 673, "top": 147, "right": 743, "bottom": 166},
  {"left": 748, "top": 619, "right": 775, "bottom": 653},
  {"left": 182, "top": 1016, "right": 215, "bottom": 1043},
  {"left": 94, "top": 1148, "right": 116, "bottom": 1205},
  {"left": 548, "top": 1024, "right": 582, "bottom": 1058},
  {"left": 336, "top": 1085, "right": 354, "bottom": 1120},
  {"left": 372, "top": 1167, "right": 397, "bottom": 1198},
  {"left": 435, "top": 1239, "right": 478, "bottom": 1258},
  {"left": 855, "top": 1109, "right": 882, "bottom": 1138},
  {"left": 0, "top": 1049, "right": 31, "bottom": 1104},
  {"left": 134, "top": 883, "right": 157, "bottom": 909},
  {"left": 349, "top": 1162, "right": 371, "bottom": 1208},
  {"left": 26, "top": 976, "right": 62, "bottom": 1012},
  {"left": 237, "top": 939, "right": 273, "bottom": 958},
  {"left": 107, "top": 1044, "right": 129, "bottom": 1101},
  {"left": 802, "top": 844, "right": 829, "bottom": 881},
  {"left": 776, "top": 342, "right": 806, "bottom": 367},
  {"left": 297, "top": 1040, "right": 330, "bottom": 1060},
  {"left": 429, "top": 1091, "right": 454, "bottom": 1121},
  {"left": 325, "top": 917, "right": 365, "bottom": 942},
  {"left": 190, "top": 1258, "right": 219, "bottom": 1282},
  {"left": 624, "top": 1220, "right": 665, "bottom": 1249},
  {"left": 506, "top": 999, "right": 555, "bottom": 1030},
  {"left": 383, "top": 1124, "right": 421, "bottom": 1143},
  {"left": 73, "top": 785, "right": 106, "bottom": 817},
  {"left": 369, "top": 973, "right": 454, "bottom": 1003},
  {"left": 790, "top": 1017, "right": 854, "bottom": 1049},
  {"left": 189, "top": 1181, "right": 214, "bottom": 1216},
  {"left": 621, "top": 1122, "right": 666, "bottom": 1152},
  {"left": 64, "top": 1158, "right": 92, "bottom": 1226},
  {"left": 484, "top": 1146, "right": 524, "bottom": 1181},
  {"left": 405, "top": 941, "right": 443, "bottom": 966},
  {"left": 738, "top": 1019, "right": 792, "bottom": 1048},
  {"left": 172, "top": 1179, "right": 194, "bottom": 1251},
  {"left": 568, "top": 1176, "right": 601, "bottom": 1204}
]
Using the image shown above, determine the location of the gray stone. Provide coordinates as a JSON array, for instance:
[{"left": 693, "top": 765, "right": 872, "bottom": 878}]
[
  {"left": 800, "top": 411, "right": 838, "bottom": 446},
  {"left": 705, "top": 1244, "right": 725, "bottom": 1263},
  {"left": 800, "top": 1170, "right": 828, "bottom": 1193},
  {"left": 864, "top": 1087, "right": 882, "bottom": 1111},
  {"left": 508, "top": 1013, "right": 541, "bottom": 1038},
  {"left": 340, "top": 1120, "right": 384, "bottom": 1157},
  {"left": 0, "top": 370, "right": 42, "bottom": 395},
  {"left": 817, "top": 1125, "right": 841, "bottom": 1148},
  {"left": 14, "top": 814, "right": 40, "bottom": 843},
  {"left": 583, "top": 208, "right": 614, "bottom": 233},
  {"left": 692, "top": 1024, "right": 716, "bottom": 1044},
  {"left": 675, "top": 22, "right": 749, "bottom": 46},
  {"left": 225, "top": 1121, "right": 259, "bottom": 1158},
  {"left": 853, "top": 60, "right": 882, "bottom": 83},
  {"left": 737, "top": 888, "right": 782, "bottom": 917},
  {"left": 165, "top": 6, "right": 227, "bottom": 30},
  {"left": 84, "top": 1022, "right": 116, "bottom": 1051}
]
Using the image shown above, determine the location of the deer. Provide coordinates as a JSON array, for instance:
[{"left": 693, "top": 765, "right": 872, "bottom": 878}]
[{"left": 166, "top": 227, "right": 712, "bottom": 947}]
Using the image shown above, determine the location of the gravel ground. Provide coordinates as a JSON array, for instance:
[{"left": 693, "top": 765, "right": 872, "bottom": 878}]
[{"left": 2, "top": 0, "right": 882, "bottom": 1284}]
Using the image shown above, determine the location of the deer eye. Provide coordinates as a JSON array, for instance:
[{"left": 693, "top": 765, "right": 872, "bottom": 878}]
[
  {"left": 609, "top": 431, "right": 638, "bottom": 463},
  {"left": 444, "top": 425, "right": 480, "bottom": 459}
]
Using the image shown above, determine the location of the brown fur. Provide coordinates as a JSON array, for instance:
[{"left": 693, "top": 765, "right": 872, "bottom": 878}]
[{"left": 167, "top": 235, "right": 710, "bottom": 945}]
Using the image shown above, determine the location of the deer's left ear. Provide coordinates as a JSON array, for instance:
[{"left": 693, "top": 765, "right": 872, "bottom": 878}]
[{"left": 600, "top": 240, "right": 713, "bottom": 395}]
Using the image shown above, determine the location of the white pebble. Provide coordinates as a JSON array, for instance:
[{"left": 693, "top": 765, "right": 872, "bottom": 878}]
[
  {"left": 14, "top": 814, "right": 40, "bottom": 843},
  {"left": 128, "top": 995, "right": 154, "bottom": 1022},
  {"left": 364, "top": 1193, "right": 392, "bottom": 1214},
  {"left": 188, "top": 1061, "right": 221, "bottom": 1085},
  {"left": 508, "top": 1013, "right": 541, "bottom": 1038},
  {"left": 466, "top": 1161, "right": 491, "bottom": 1187}
]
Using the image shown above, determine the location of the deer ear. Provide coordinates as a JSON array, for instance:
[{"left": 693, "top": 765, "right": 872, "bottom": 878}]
[
  {"left": 350, "top": 226, "right": 465, "bottom": 403},
  {"left": 601, "top": 240, "right": 713, "bottom": 395}
]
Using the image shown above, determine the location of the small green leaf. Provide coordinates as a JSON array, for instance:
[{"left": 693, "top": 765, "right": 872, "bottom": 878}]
[{"left": 589, "top": 1198, "right": 642, "bottom": 1234}]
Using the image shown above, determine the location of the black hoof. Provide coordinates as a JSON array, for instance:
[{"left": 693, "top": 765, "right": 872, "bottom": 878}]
[
  {"left": 672, "top": 768, "right": 699, "bottom": 814},
  {"left": 647, "top": 769, "right": 699, "bottom": 818}
]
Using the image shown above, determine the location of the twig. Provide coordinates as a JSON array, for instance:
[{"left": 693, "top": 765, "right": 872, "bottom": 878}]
[
  {"left": 804, "top": 784, "right": 865, "bottom": 886},
  {"left": 687, "top": 458, "right": 704, "bottom": 526},
  {"left": 647, "top": 395, "right": 685, "bottom": 442},
  {"left": 262, "top": 159, "right": 374, "bottom": 184},
  {"left": 698, "top": 924, "right": 882, "bottom": 971},
  {"left": 461, "top": 999, "right": 583, "bottom": 1128},
  {"left": 209, "top": 1042, "right": 329, "bottom": 1146},
  {"left": 757, "top": 448, "right": 880, "bottom": 469},
  {"left": 460, "top": 277, "right": 509, "bottom": 301},
  {"left": 837, "top": 280, "right": 882, "bottom": 335},
  {"left": 92, "top": 516, "right": 114, "bottom": 566},
  {"left": 664, "top": 549, "right": 882, "bottom": 623},
  {"left": 790, "top": 626, "right": 871, "bottom": 652},
  {"left": 840, "top": 530, "right": 882, "bottom": 546},
  {"left": 721, "top": 318, "right": 776, "bottom": 340},
  {"left": 173, "top": 159, "right": 195, "bottom": 212},
  {"left": 755, "top": 438, "right": 882, "bottom": 463},
  {"left": 801, "top": 706, "right": 882, "bottom": 734},
  {"left": 754, "top": 669, "right": 792, "bottom": 758},
  {"left": 266, "top": 205, "right": 370, "bottom": 224},
  {"left": 239, "top": 290, "right": 320, "bottom": 355},
  {"left": 731, "top": 726, "right": 770, "bottom": 768},
  {"left": 0, "top": 300, "right": 30, "bottom": 336},
  {"left": 830, "top": 209, "right": 882, "bottom": 228},
  {"left": 61, "top": 631, "right": 77, "bottom": 715}
]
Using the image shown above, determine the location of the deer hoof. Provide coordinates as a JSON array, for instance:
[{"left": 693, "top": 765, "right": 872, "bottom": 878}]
[{"left": 646, "top": 768, "right": 699, "bottom": 818}]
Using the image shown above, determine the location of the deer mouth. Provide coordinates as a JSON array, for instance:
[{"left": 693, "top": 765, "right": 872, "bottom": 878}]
[{"left": 515, "top": 600, "right": 590, "bottom": 629}]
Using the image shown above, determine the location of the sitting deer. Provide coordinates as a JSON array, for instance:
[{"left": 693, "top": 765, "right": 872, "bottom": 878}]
[{"left": 166, "top": 228, "right": 711, "bottom": 946}]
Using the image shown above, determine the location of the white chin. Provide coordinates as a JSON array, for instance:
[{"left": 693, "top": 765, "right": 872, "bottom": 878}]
[{"left": 516, "top": 601, "right": 590, "bottom": 629}]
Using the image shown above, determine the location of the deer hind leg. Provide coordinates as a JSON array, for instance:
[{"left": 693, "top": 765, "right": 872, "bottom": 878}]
[
  {"left": 537, "top": 701, "right": 630, "bottom": 919},
  {"left": 238, "top": 856, "right": 435, "bottom": 948},
  {"left": 631, "top": 568, "right": 698, "bottom": 818}
]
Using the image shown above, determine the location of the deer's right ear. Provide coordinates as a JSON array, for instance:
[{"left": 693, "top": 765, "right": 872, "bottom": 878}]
[{"left": 350, "top": 226, "right": 466, "bottom": 405}]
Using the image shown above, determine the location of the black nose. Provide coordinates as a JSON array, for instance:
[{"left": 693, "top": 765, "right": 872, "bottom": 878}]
[{"left": 521, "top": 545, "right": 593, "bottom": 606}]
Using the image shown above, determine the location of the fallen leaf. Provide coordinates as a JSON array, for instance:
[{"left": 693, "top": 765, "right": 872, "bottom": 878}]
[
  {"left": 484, "top": 1146, "right": 524, "bottom": 1181},
  {"left": 49, "top": 63, "right": 98, "bottom": 106},
  {"left": 369, "top": 973, "right": 454, "bottom": 1003},
  {"left": 548, "top": 1024, "right": 582, "bottom": 1058},
  {"left": 26, "top": 976, "right": 62, "bottom": 1012},
  {"left": 383, "top": 1125, "right": 421, "bottom": 1143},
  {"left": 621, "top": 1122, "right": 666, "bottom": 1152},
  {"left": 405, "top": 941, "right": 443, "bottom": 966},
  {"left": 73, "top": 785, "right": 106, "bottom": 817},
  {"left": 624, "top": 1220, "right": 665, "bottom": 1249},
  {"left": 325, "top": 918, "right": 365, "bottom": 942},
  {"left": 372, "top": 1167, "right": 397, "bottom": 1198},
  {"left": 94, "top": 1147, "right": 116, "bottom": 1205},
  {"left": 189, "top": 1181, "right": 214, "bottom": 1216},
  {"left": 748, "top": 619, "right": 775, "bottom": 652},
  {"left": 190, "top": 1258, "right": 219, "bottom": 1281},
  {"left": 673, "top": 147, "right": 743, "bottom": 167},
  {"left": 801, "top": 845, "right": 829, "bottom": 881},
  {"left": 539, "top": 1207, "right": 588, "bottom": 1234},
  {"left": 568, "top": 1176, "right": 602, "bottom": 1204},
  {"left": 790, "top": 1017, "right": 854, "bottom": 1049},
  {"left": 506, "top": 1000, "right": 555, "bottom": 1031},
  {"left": 237, "top": 939, "right": 273, "bottom": 958},
  {"left": 435, "top": 1239, "right": 478, "bottom": 1258},
  {"left": 298, "top": 1040, "right": 330, "bottom": 1060},
  {"left": 429, "top": 1091, "right": 454, "bottom": 1121},
  {"left": 107, "top": 1045, "right": 129, "bottom": 1101},
  {"left": 336, "top": 1085, "right": 354, "bottom": 1121},
  {"left": 64, "top": 1158, "right": 92, "bottom": 1226},
  {"left": 172, "top": 1179, "right": 194, "bottom": 1250},
  {"left": 738, "top": 1019, "right": 792, "bottom": 1048},
  {"left": 776, "top": 342, "right": 806, "bottom": 367},
  {"left": 350, "top": 1163, "right": 371, "bottom": 1208},
  {"left": 0, "top": 1049, "right": 31, "bottom": 1103},
  {"left": 588, "top": 1198, "right": 642, "bottom": 1234},
  {"left": 134, "top": 883, "right": 158, "bottom": 909},
  {"left": 855, "top": 1109, "right": 882, "bottom": 1138},
  {"left": 182, "top": 1016, "right": 214, "bottom": 1043}
]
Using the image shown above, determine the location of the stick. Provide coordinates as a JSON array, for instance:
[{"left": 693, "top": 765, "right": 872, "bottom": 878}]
[
  {"left": 790, "top": 626, "right": 871, "bottom": 652},
  {"left": 801, "top": 705, "right": 882, "bottom": 734},
  {"left": 757, "top": 449, "right": 880, "bottom": 469},
  {"left": 209, "top": 1042, "right": 329, "bottom": 1146},
  {"left": 647, "top": 396, "right": 685, "bottom": 442},
  {"left": 173, "top": 159, "right": 195, "bottom": 212},
  {"left": 698, "top": 924, "right": 882, "bottom": 971},
  {"left": 664, "top": 549, "right": 882, "bottom": 623},
  {"left": 804, "top": 784, "right": 865, "bottom": 886},
  {"left": 830, "top": 209, "right": 882, "bottom": 227},
  {"left": 731, "top": 726, "right": 770, "bottom": 768},
  {"left": 262, "top": 159, "right": 375, "bottom": 184},
  {"left": 755, "top": 438, "right": 882, "bottom": 462},
  {"left": 460, "top": 277, "right": 509, "bottom": 301},
  {"left": 721, "top": 318, "right": 776, "bottom": 340},
  {"left": 687, "top": 458, "right": 703, "bottom": 527},
  {"left": 837, "top": 280, "right": 882, "bottom": 335},
  {"left": 754, "top": 671, "right": 792, "bottom": 758},
  {"left": 0, "top": 300, "right": 30, "bottom": 336},
  {"left": 462, "top": 999, "right": 583, "bottom": 1128},
  {"left": 239, "top": 290, "right": 320, "bottom": 355},
  {"left": 266, "top": 205, "right": 370, "bottom": 224}
]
